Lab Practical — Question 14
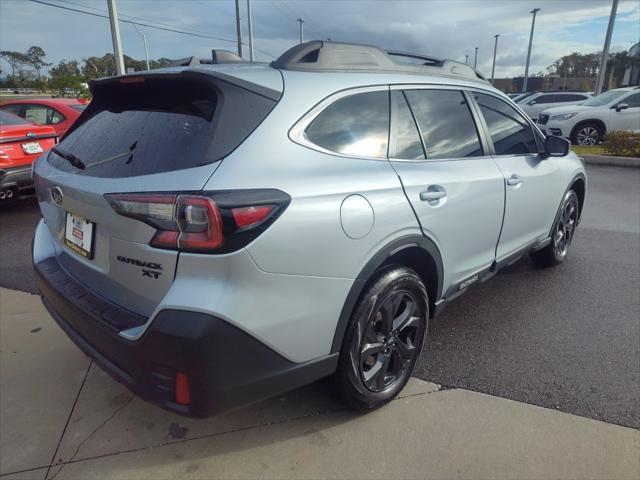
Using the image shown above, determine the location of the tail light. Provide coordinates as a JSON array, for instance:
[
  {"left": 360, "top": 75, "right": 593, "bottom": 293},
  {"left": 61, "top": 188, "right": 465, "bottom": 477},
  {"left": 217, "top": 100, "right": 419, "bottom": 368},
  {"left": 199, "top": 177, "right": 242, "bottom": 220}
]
[{"left": 105, "top": 190, "right": 290, "bottom": 254}]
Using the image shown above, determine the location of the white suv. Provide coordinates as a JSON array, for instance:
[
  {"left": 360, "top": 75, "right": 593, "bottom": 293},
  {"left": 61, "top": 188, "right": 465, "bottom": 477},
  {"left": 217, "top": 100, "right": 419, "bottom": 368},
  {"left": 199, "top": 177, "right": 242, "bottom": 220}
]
[
  {"left": 538, "top": 86, "right": 640, "bottom": 145},
  {"left": 518, "top": 92, "right": 591, "bottom": 122}
]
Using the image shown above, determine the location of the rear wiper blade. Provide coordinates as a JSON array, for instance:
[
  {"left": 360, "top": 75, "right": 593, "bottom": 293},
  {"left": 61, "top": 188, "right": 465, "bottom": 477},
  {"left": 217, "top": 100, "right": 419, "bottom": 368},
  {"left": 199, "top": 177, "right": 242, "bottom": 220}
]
[{"left": 52, "top": 147, "right": 85, "bottom": 170}]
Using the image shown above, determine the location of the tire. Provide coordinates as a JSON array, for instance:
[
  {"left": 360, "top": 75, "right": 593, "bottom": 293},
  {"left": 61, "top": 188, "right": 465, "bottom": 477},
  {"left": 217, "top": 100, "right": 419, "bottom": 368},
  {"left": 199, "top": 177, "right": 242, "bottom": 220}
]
[
  {"left": 530, "top": 190, "right": 579, "bottom": 268},
  {"left": 333, "top": 266, "right": 428, "bottom": 412},
  {"left": 571, "top": 122, "right": 603, "bottom": 146}
]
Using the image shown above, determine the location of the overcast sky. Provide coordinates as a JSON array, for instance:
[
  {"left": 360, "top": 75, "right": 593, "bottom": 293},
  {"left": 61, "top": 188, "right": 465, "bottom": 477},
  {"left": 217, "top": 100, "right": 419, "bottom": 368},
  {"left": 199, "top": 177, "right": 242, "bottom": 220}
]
[{"left": 1, "top": 0, "right": 638, "bottom": 78}]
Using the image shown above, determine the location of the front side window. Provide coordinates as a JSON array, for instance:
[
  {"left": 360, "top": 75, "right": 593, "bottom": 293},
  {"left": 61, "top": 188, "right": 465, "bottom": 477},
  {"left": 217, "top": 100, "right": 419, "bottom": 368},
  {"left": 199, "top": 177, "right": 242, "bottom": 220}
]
[
  {"left": 404, "top": 89, "right": 483, "bottom": 159},
  {"left": 304, "top": 90, "right": 389, "bottom": 158},
  {"left": 621, "top": 92, "right": 640, "bottom": 108},
  {"left": 474, "top": 92, "right": 538, "bottom": 155},
  {"left": 532, "top": 94, "right": 554, "bottom": 104}
]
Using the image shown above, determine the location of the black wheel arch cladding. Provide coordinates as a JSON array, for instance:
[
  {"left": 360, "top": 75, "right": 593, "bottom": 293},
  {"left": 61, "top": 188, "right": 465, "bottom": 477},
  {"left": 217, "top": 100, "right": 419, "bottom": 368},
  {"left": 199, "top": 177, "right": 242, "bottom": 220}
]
[{"left": 331, "top": 234, "right": 442, "bottom": 354}]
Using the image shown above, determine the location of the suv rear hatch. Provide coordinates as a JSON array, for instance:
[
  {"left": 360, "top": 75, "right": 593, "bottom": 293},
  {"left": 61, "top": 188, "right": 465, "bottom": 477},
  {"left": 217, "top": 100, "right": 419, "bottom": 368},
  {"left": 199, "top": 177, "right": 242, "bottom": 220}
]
[{"left": 34, "top": 68, "right": 281, "bottom": 317}]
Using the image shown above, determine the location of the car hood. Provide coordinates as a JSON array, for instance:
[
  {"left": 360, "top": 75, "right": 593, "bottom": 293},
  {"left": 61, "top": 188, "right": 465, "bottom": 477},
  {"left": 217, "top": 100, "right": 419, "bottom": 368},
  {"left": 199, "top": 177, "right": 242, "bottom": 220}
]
[{"left": 541, "top": 104, "right": 595, "bottom": 116}]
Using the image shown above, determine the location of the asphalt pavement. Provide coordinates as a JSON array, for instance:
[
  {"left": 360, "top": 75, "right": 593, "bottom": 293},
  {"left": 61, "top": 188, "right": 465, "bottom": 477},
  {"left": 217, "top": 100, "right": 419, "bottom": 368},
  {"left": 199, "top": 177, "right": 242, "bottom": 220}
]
[{"left": 1, "top": 165, "right": 638, "bottom": 429}]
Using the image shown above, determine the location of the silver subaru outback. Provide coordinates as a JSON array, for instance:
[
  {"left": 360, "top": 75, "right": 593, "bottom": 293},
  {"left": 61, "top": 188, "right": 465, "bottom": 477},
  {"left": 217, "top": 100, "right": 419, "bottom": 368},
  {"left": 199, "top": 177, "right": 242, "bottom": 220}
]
[{"left": 32, "top": 41, "right": 586, "bottom": 417}]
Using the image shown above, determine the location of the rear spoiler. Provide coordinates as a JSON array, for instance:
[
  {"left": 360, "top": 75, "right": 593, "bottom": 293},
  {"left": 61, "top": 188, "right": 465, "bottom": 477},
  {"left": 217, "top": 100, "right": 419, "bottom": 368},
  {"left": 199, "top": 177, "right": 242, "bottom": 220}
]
[{"left": 63, "top": 70, "right": 282, "bottom": 140}]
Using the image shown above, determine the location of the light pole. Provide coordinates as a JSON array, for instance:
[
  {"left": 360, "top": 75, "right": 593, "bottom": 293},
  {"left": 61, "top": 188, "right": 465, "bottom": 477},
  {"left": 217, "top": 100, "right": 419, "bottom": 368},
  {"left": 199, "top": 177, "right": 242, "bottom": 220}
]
[
  {"left": 465, "top": 54, "right": 469, "bottom": 65},
  {"left": 235, "top": 0, "right": 243, "bottom": 58},
  {"left": 523, "top": 7, "right": 540, "bottom": 93},
  {"left": 132, "top": 23, "right": 149, "bottom": 70},
  {"left": 491, "top": 34, "right": 499, "bottom": 84},
  {"left": 595, "top": 0, "right": 618, "bottom": 95},
  {"left": 106, "top": 0, "right": 125, "bottom": 75},
  {"left": 474, "top": 47, "right": 478, "bottom": 68},
  {"left": 297, "top": 18, "right": 304, "bottom": 44},
  {"left": 246, "top": 0, "right": 254, "bottom": 61}
]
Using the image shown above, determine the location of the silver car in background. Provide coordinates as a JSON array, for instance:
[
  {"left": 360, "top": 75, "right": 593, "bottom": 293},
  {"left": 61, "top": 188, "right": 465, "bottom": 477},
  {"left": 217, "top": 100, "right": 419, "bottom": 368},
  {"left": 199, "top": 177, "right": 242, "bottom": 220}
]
[{"left": 32, "top": 41, "right": 587, "bottom": 417}]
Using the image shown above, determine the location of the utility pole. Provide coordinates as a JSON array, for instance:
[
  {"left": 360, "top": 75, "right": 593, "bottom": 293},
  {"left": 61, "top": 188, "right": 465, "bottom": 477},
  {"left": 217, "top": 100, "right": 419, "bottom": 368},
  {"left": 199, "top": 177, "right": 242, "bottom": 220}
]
[
  {"left": 523, "top": 7, "right": 540, "bottom": 93},
  {"left": 235, "top": 0, "right": 243, "bottom": 58},
  {"left": 465, "top": 54, "right": 469, "bottom": 65},
  {"left": 297, "top": 18, "right": 304, "bottom": 44},
  {"left": 107, "top": 0, "right": 125, "bottom": 75},
  {"left": 246, "top": 0, "right": 254, "bottom": 61},
  {"left": 133, "top": 24, "right": 149, "bottom": 70},
  {"left": 474, "top": 47, "right": 478, "bottom": 68},
  {"left": 491, "top": 34, "right": 499, "bottom": 84},
  {"left": 595, "top": 0, "right": 618, "bottom": 95}
]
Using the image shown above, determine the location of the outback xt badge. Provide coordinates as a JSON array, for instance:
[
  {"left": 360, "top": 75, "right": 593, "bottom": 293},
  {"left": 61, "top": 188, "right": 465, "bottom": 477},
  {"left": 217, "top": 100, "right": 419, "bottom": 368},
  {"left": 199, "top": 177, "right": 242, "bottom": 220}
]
[{"left": 116, "top": 255, "right": 162, "bottom": 279}]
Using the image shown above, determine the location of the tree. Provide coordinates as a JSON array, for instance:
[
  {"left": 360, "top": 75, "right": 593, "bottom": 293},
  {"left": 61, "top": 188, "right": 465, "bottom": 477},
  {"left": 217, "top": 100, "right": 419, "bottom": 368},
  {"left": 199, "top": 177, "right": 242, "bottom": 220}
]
[
  {"left": 49, "top": 59, "right": 83, "bottom": 95},
  {"left": 0, "top": 50, "right": 31, "bottom": 80},
  {"left": 26, "top": 46, "right": 50, "bottom": 79}
]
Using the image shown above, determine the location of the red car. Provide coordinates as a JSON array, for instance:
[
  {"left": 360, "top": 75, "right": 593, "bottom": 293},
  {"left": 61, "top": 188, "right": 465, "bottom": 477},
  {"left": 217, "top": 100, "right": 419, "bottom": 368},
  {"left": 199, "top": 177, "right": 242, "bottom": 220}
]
[
  {"left": 0, "top": 98, "right": 87, "bottom": 138},
  {"left": 0, "top": 111, "right": 57, "bottom": 200}
]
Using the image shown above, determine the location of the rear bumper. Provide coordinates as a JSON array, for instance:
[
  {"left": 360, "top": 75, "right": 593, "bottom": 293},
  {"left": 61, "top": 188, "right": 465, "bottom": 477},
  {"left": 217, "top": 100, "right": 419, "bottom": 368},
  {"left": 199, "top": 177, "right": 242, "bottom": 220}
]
[
  {"left": 0, "top": 165, "right": 32, "bottom": 191},
  {"left": 34, "top": 254, "right": 338, "bottom": 417}
]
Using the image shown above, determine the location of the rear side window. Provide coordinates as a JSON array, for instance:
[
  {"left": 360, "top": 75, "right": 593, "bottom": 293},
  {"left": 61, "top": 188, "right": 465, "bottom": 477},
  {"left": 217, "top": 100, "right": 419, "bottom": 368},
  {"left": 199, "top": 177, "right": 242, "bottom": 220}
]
[
  {"left": 404, "top": 89, "right": 483, "bottom": 159},
  {"left": 0, "top": 104, "right": 22, "bottom": 117},
  {"left": 561, "top": 94, "right": 589, "bottom": 102},
  {"left": 304, "top": 90, "right": 389, "bottom": 158},
  {"left": 390, "top": 91, "right": 424, "bottom": 159},
  {"left": 0, "top": 110, "right": 30, "bottom": 125},
  {"left": 474, "top": 92, "right": 538, "bottom": 155},
  {"left": 49, "top": 74, "right": 277, "bottom": 178}
]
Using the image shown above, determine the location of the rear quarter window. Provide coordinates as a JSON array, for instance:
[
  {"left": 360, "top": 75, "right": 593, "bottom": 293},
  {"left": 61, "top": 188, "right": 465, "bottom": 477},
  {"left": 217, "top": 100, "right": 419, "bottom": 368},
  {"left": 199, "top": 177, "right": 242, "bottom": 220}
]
[{"left": 304, "top": 90, "right": 389, "bottom": 158}]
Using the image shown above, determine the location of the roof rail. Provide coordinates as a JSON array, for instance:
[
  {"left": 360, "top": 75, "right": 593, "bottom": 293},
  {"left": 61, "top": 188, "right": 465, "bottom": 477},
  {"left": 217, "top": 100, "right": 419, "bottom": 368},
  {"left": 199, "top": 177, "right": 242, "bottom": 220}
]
[
  {"left": 270, "top": 41, "right": 488, "bottom": 83},
  {"left": 167, "top": 49, "right": 244, "bottom": 67}
]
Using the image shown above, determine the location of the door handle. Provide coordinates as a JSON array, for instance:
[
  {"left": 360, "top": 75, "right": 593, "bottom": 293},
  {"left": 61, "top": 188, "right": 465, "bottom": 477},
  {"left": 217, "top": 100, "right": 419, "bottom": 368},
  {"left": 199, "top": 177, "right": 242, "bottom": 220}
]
[
  {"left": 506, "top": 174, "right": 523, "bottom": 187},
  {"left": 420, "top": 188, "right": 447, "bottom": 202}
]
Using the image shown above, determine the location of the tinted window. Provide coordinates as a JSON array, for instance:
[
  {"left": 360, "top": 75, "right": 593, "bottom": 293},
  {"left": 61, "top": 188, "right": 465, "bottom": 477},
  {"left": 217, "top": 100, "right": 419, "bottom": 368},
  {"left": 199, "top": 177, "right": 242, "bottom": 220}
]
[
  {"left": 49, "top": 75, "right": 276, "bottom": 178},
  {"left": 533, "top": 94, "right": 555, "bottom": 104},
  {"left": 475, "top": 92, "right": 538, "bottom": 155},
  {"left": 305, "top": 91, "right": 389, "bottom": 158},
  {"left": 390, "top": 91, "right": 424, "bottom": 159},
  {"left": 561, "top": 94, "right": 589, "bottom": 102},
  {"left": 622, "top": 93, "right": 640, "bottom": 108},
  {"left": 404, "top": 89, "right": 483, "bottom": 159},
  {"left": 0, "top": 104, "right": 22, "bottom": 116},
  {"left": 0, "top": 110, "right": 30, "bottom": 125}
]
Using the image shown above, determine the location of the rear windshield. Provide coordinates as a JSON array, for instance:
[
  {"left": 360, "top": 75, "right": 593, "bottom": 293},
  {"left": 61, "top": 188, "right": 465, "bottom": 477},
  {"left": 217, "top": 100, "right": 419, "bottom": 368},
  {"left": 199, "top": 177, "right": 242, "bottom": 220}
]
[
  {"left": 0, "top": 110, "right": 31, "bottom": 125},
  {"left": 70, "top": 104, "right": 87, "bottom": 112},
  {"left": 48, "top": 73, "right": 277, "bottom": 178}
]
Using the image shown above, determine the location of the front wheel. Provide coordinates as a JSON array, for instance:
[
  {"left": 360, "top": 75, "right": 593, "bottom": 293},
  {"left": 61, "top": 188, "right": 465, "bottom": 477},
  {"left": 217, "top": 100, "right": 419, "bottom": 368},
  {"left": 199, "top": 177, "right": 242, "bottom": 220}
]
[
  {"left": 333, "top": 266, "right": 428, "bottom": 412},
  {"left": 571, "top": 123, "right": 602, "bottom": 145},
  {"left": 531, "top": 190, "right": 579, "bottom": 267}
]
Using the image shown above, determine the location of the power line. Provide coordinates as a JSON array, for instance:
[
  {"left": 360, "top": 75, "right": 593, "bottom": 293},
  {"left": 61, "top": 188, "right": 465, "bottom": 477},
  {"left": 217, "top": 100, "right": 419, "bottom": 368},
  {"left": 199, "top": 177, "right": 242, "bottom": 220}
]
[
  {"left": 28, "top": 0, "right": 277, "bottom": 58},
  {"left": 275, "top": 0, "right": 330, "bottom": 40}
]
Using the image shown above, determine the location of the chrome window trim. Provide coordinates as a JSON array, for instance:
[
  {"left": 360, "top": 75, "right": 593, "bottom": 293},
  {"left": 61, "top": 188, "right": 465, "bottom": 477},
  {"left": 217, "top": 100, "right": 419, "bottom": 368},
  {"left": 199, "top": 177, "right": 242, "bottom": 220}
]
[{"left": 288, "top": 85, "right": 391, "bottom": 161}]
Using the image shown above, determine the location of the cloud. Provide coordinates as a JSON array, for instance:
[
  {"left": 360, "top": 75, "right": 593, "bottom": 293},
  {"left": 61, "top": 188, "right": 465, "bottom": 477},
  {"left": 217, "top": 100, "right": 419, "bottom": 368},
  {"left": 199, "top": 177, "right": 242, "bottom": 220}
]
[{"left": 0, "top": 0, "right": 638, "bottom": 78}]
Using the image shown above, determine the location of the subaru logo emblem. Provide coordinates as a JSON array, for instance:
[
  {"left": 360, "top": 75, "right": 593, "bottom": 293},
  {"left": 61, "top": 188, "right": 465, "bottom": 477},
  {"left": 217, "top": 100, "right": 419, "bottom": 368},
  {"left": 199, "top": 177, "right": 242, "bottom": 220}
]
[
  {"left": 26, "top": 132, "right": 36, "bottom": 138},
  {"left": 51, "top": 186, "right": 63, "bottom": 205}
]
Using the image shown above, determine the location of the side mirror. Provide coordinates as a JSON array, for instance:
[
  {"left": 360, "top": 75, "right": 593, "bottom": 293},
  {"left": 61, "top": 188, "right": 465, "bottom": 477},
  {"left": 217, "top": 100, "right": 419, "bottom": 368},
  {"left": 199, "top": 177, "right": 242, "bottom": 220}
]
[
  {"left": 527, "top": 100, "right": 537, "bottom": 105},
  {"left": 543, "top": 135, "right": 570, "bottom": 158},
  {"left": 615, "top": 103, "right": 629, "bottom": 112}
]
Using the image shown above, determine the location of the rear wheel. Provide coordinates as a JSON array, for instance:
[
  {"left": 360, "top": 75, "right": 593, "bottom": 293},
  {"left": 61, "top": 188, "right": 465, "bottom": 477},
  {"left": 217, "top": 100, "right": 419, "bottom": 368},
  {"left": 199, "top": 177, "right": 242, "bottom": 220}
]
[
  {"left": 571, "top": 123, "right": 602, "bottom": 145},
  {"left": 531, "top": 190, "right": 579, "bottom": 267},
  {"left": 333, "top": 266, "right": 428, "bottom": 411}
]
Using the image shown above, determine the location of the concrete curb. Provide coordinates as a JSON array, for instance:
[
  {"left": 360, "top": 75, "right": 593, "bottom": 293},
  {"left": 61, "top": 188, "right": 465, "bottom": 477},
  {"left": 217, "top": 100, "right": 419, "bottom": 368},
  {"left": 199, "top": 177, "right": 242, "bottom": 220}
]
[{"left": 581, "top": 154, "right": 640, "bottom": 167}]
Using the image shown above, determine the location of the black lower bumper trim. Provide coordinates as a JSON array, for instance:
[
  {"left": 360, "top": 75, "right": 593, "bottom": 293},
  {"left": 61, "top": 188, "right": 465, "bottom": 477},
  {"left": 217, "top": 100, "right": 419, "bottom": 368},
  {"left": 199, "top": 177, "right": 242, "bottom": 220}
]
[
  {"left": 0, "top": 165, "right": 33, "bottom": 190},
  {"left": 35, "top": 256, "right": 338, "bottom": 417}
]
